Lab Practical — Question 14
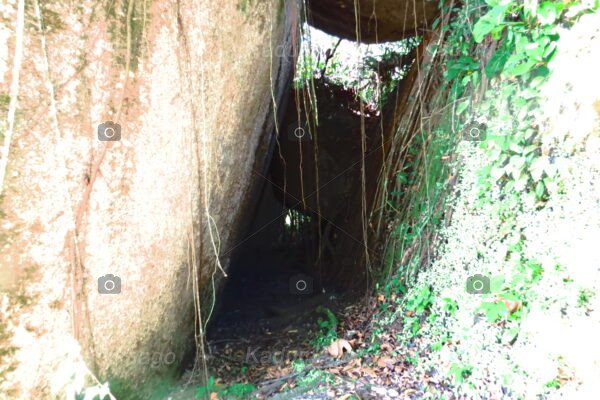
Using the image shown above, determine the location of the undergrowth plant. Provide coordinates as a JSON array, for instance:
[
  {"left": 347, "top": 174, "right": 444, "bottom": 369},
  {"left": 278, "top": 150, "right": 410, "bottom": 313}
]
[
  {"left": 196, "top": 376, "right": 256, "bottom": 400},
  {"left": 311, "top": 306, "right": 338, "bottom": 349},
  {"left": 444, "top": 0, "right": 597, "bottom": 205},
  {"left": 428, "top": 0, "right": 598, "bottom": 387},
  {"left": 441, "top": 0, "right": 597, "bottom": 289},
  {"left": 369, "top": 0, "right": 598, "bottom": 392}
]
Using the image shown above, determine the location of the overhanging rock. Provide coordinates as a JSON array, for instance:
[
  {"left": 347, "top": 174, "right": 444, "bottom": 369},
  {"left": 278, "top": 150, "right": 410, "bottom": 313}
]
[{"left": 307, "top": 0, "right": 439, "bottom": 43}]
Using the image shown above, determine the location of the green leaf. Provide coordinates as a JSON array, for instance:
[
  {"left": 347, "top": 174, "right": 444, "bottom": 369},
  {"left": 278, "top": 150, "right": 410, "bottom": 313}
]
[
  {"left": 535, "top": 179, "right": 546, "bottom": 199},
  {"left": 197, "top": 376, "right": 216, "bottom": 396},
  {"left": 530, "top": 156, "right": 548, "bottom": 181},
  {"left": 471, "top": 70, "right": 481, "bottom": 86},
  {"left": 461, "top": 74, "right": 472, "bottom": 87},
  {"left": 446, "top": 56, "right": 479, "bottom": 82},
  {"left": 509, "top": 155, "right": 526, "bottom": 170},
  {"left": 485, "top": 0, "right": 512, "bottom": 7},
  {"left": 522, "top": 145, "right": 538, "bottom": 154},
  {"left": 491, "top": 165, "right": 505, "bottom": 180},
  {"left": 485, "top": 46, "right": 511, "bottom": 77},
  {"left": 524, "top": 41, "right": 545, "bottom": 61},
  {"left": 506, "top": 59, "right": 538, "bottom": 77},
  {"left": 543, "top": 40, "right": 558, "bottom": 61},
  {"left": 509, "top": 143, "right": 525, "bottom": 154},
  {"left": 538, "top": 1, "right": 565, "bottom": 25},
  {"left": 514, "top": 173, "right": 530, "bottom": 191},
  {"left": 479, "top": 301, "right": 508, "bottom": 322},
  {"left": 473, "top": 5, "right": 510, "bottom": 43},
  {"left": 490, "top": 275, "right": 506, "bottom": 293},
  {"left": 456, "top": 99, "right": 470, "bottom": 116},
  {"left": 491, "top": 24, "right": 507, "bottom": 40},
  {"left": 526, "top": 260, "right": 544, "bottom": 282}
]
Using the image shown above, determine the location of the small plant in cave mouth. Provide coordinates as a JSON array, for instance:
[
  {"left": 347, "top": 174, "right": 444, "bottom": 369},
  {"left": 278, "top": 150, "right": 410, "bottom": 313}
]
[
  {"left": 311, "top": 305, "right": 339, "bottom": 349},
  {"left": 196, "top": 376, "right": 256, "bottom": 400}
]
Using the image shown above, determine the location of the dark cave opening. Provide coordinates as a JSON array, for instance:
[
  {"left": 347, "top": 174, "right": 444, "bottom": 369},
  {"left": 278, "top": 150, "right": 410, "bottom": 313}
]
[
  {"left": 208, "top": 179, "right": 336, "bottom": 338},
  {"left": 202, "top": 80, "right": 385, "bottom": 382},
  {"left": 203, "top": 175, "right": 354, "bottom": 381},
  {"left": 201, "top": 27, "right": 421, "bottom": 383}
]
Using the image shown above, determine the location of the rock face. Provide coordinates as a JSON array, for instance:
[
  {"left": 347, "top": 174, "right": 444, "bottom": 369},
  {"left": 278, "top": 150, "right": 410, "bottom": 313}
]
[
  {"left": 0, "top": 0, "right": 296, "bottom": 397},
  {"left": 307, "top": 0, "right": 439, "bottom": 43}
]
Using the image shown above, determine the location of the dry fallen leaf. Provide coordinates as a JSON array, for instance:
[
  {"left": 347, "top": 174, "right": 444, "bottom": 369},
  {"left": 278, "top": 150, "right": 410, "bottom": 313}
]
[
  {"left": 362, "top": 367, "right": 378, "bottom": 377},
  {"left": 380, "top": 342, "right": 394, "bottom": 352},
  {"left": 327, "top": 339, "right": 353, "bottom": 358},
  {"left": 346, "top": 368, "right": 361, "bottom": 379},
  {"left": 376, "top": 356, "right": 395, "bottom": 368},
  {"left": 496, "top": 296, "right": 522, "bottom": 313}
]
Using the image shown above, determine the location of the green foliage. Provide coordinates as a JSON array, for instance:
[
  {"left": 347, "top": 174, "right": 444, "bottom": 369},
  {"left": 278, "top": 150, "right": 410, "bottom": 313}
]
[
  {"left": 577, "top": 288, "right": 595, "bottom": 308},
  {"left": 374, "top": 0, "right": 599, "bottom": 394},
  {"left": 478, "top": 300, "right": 510, "bottom": 322},
  {"left": 311, "top": 306, "right": 338, "bottom": 349},
  {"left": 438, "top": 1, "right": 597, "bottom": 343},
  {"left": 430, "top": 334, "right": 451, "bottom": 352},
  {"left": 292, "top": 359, "right": 306, "bottom": 372},
  {"left": 294, "top": 25, "right": 420, "bottom": 106},
  {"left": 405, "top": 286, "right": 435, "bottom": 316},
  {"left": 472, "top": 2, "right": 510, "bottom": 43},
  {"left": 442, "top": 297, "right": 459, "bottom": 316},
  {"left": 220, "top": 383, "right": 256, "bottom": 399},
  {"left": 296, "top": 368, "right": 335, "bottom": 387},
  {"left": 444, "top": 0, "right": 597, "bottom": 204},
  {"left": 382, "top": 125, "right": 454, "bottom": 285},
  {"left": 545, "top": 378, "right": 561, "bottom": 389},
  {"left": 471, "top": 0, "right": 567, "bottom": 82},
  {"left": 402, "top": 286, "right": 435, "bottom": 337},
  {"left": 196, "top": 377, "right": 256, "bottom": 400},
  {"left": 380, "top": 275, "right": 408, "bottom": 300},
  {"left": 449, "top": 362, "right": 473, "bottom": 383},
  {"left": 196, "top": 376, "right": 217, "bottom": 398},
  {"left": 476, "top": 257, "right": 542, "bottom": 323}
]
